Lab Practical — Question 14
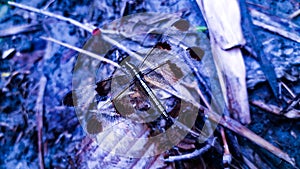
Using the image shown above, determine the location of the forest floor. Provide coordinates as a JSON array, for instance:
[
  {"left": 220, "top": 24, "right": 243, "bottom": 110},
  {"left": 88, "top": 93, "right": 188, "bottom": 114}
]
[{"left": 0, "top": 0, "right": 299, "bottom": 168}]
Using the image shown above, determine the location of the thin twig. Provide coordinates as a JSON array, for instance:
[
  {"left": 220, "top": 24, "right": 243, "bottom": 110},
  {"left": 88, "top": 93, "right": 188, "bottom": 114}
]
[
  {"left": 250, "top": 100, "right": 300, "bottom": 119},
  {"left": 281, "top": 82, "right": 296, "bottom": 98},
  {"left": 281, "top": 94, "right": 300, "bottom": 114},
  {"left": 250, "top": 8, "right": 300, "bottom": 43},
  {"left": 42, "top": 0, "right": 55, "bottom": 10},
  {"left": 0, "top": 23, "right": 41, "bottom": 37},
  {"left": 280, "top": 82, "right": 300, "bottom": 118},
  {"left": 7, "top": 1, "right": 145, "bottom": 63},
  {"left": 164, "top": 137, "right": 216, "bottom": 162},
  {"left": 36, "top": 76, "right": 47, "bottom": 169},
  {"left": 250, "top": 100, "right": 282, "bottom": 115},
  {"left": 252, "top": 20, "right": 300, "bottom": 43},
  {"left": 220, "top": 127, "right": 232, "bottom": 169},
  {"left": 242, "top": 156, "right": 259, "bottom": 169},
  {"left": 40, "top": 36, "right": 121, "bottom": 68},
  {"left": 8, "top": 1, "right": 94, "bottom": 32},
  {"left": 289, "top": 9, "right": 300, "bottom": 19}
]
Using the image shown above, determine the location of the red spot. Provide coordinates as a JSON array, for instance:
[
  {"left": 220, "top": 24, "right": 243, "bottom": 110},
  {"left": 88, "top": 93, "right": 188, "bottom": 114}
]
[{"left": 92, "top": 28, "right": 101, "bottom": 36}]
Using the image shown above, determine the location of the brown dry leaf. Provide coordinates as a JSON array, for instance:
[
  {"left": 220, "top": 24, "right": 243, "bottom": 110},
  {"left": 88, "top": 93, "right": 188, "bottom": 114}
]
[
  {"left": 195, "top": 0, "right": 245, "bottom": 49},
  {"left": 196, "top": 0, "right": 250, "bottom": 124}
]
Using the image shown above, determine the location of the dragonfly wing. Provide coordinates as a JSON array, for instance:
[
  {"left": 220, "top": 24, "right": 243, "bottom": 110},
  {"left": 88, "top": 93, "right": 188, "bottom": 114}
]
[
  {"left": 137, "top": 24, "right": 187, "bottom": 71},
  {"left": 63, "top": 84, "right": 96, "bottom": 107},
  {"left": 140, "top": 48, "right": 193, "bottom": 91}
]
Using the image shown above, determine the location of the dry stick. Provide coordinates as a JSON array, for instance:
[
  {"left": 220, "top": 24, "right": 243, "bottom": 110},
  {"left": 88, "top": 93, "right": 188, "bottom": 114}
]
[
  {"left": 242, "top": 156, "right": 259, "bottom": 169},
  {"left": 289, "top": 9, "right": 300, "bottom": 19},
  {"left": 42, "top": 0, "right": 55, "bottom": 10},
  {"left": 8, "top": 1, "right": 94, "bottom": 33},
  {"left": 36, "top": 76, "right": 47, "bottom": 169},
  {"left": 280, "top": 82, "right": 300, "bottom": 118},
  {"left": 220, "top": 127, "right": 232, "bottom": 168},
  {"left": 251, "top": 7, "right": 300, "bottom": 29},
  {"left": 40, "top": 36, "right": 121, "bottom": 68},
  {"left": 282, "top": 94, "right": 300, "bottom": 114},
  {"left": 250, "top": 8, "right": 300, "bottom": 43},
  {"left": 164, "top": 137, "right": 216, "bottom": 162},
  {"left": 0, "top": 23, "right": 41, "bottom": 37},
  {"left": 281, "top": 82, "right": 296, "bottom": 98},
  {"left": 281, "top": 82, "right": 300, "bottom": 113},
  {"left": 250, "top": 100, "right": 282, "bottom": 115},
  {"left": 250, "top": 100, "right": 300, "bottom": 119},
  {"left": 245, "top": 1, "right": 269, "bottom": 10},
  {"left": 252, "top": 20, "right": 300, "bottom": 43},
  {"left": 9, "top": 1, "right": 296, "bottom": 166}
]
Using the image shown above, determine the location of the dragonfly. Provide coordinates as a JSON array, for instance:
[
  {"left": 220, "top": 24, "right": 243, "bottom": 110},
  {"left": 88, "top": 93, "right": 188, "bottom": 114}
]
[{"left": 64, "top": 19, "right": 207, "bottom": 137}]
